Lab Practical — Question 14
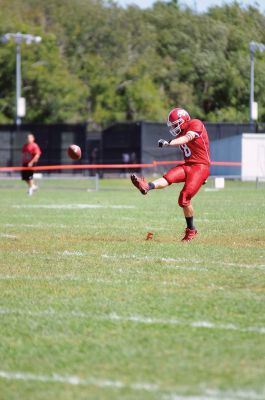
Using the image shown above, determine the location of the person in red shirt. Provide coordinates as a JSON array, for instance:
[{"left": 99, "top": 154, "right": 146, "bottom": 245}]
[
  {"left": 21, "top": 133, "right": 41, "bottom": 196},
  {"left": 131, "top": 108, "right": 211, "bottom": 241}
]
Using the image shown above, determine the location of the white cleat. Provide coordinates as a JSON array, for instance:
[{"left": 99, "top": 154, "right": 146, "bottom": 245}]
[{"left": 28, "top": 185, "right": 38, "bottom": 196}]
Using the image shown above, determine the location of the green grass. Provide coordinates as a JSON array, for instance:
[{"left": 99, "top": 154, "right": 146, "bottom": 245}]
[{"left": 0, "top": 177, "right": 265, "bottom": 400}]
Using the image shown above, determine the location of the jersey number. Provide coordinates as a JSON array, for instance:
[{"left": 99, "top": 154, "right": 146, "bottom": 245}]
[{"left": 180, "top": 144, "right": 192, "bottom": 157}]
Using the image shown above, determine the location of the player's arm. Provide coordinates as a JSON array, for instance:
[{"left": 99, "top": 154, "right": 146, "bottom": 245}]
[
  {"left": 28, "top": 153, "right": 40, "bottom": 167},
  {"left": 158, "top": 131, "right": 198, "bottom": 148}
]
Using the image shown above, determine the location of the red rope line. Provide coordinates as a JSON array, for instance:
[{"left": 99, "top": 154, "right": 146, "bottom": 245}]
[{"left": 0, "top": 160, "right": 241, "bottom": 172}]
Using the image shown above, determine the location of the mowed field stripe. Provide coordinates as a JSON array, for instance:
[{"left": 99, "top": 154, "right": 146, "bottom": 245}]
[
  {"left": 14, "top": 250, "right": 258, "bottom": 271},
  {"left": 0, "top": 274, "right": 179, "bottom": 286},
  {"left": 0, "top": 370, "right": 264, "bottom": 400},
  {"left": 1, "top": 273, "right": 262, "bottom": 291},
  {"left": 0, "top": 308, "right": 264, "bottom": 334},
  {"left": 0, "top": 274, "right": 118, "bottom": 284}
]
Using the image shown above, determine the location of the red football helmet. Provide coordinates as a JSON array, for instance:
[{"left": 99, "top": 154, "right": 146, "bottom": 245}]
[{"left": 167, "top": 108, "right": 191, "bottom": 137}]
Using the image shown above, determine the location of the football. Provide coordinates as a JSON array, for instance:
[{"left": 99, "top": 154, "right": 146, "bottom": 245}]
[{"left": 67, "top": 144, "right": 81, "bottom": 160}]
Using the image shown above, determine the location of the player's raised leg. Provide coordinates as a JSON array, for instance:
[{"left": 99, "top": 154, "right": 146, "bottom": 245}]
[
  {"left": 131, "top": 164, "right": 186, "bottom": 195},
  {"left": 130, "top": 174, "right": 169, "bottom": 195}
]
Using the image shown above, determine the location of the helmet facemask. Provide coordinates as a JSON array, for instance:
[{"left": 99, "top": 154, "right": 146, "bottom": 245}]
[{"left": 167, "top": 118, "right": 184, "bottom": 137}]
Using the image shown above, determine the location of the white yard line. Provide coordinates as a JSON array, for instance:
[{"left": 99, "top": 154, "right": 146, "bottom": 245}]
[
  {"left": 0, "top": 233, "right": 17, "bottom": 239},
  {"left": 0, "top": 274, "right": 118, "bottom": 285},
  {"left": 13, "top": 204, "right": 135, "bottom": 209},
  {"left": 165, "top": 397, "right": 221, "bottom": 400},
  {"left": 164, "top": 389, "right": 265, "bottom": 400},
  {"left": 172, "top": 266, "right": 209, "bottom": 272},
  {"left": 2, "top": 248, "right": 263, "bottom": 270},
  {"left": 0, "top": 370, "right": 263, "bottom": 400},
  {"left": 0, "top": 308, "right": 264, "bottom": 334},
  {"left": 0, "top": 370, "right": 158, "bottom": 391},
  {"left": 60, "top": 250, "right": 85, "bottom": 256},
  {"left": 2, "top": 223, "right": 68, "bottom": 228},
  {"left": 101, "top": 254, "right": 265, "bottom": 270}
]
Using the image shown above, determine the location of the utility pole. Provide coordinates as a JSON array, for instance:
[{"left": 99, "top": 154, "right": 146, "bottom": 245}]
[
  {"left": 249, "top": 41, "right": 265, "bottom": 125},
  {"left": 1, "top": 32, "right": 42, "bottom": 126}
]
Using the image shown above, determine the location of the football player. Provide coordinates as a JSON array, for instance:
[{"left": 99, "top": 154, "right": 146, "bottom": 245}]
[
  {"left": 131, "top": 108, "right": 211, "bottom": 241},
  {"left": 21, "top": 133, "right": 41, "bottom": 196}
]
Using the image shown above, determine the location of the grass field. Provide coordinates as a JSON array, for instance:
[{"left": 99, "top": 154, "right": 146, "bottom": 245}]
[{"left": 0, "top": 177, "right": 265, "bottom": 400}]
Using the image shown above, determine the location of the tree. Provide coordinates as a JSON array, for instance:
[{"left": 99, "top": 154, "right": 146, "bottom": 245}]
[{"left": 0, "top": 0, "right": 265, "bottom": 124}]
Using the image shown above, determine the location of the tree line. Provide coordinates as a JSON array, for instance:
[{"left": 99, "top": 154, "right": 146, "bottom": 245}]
[{"left": 0, "top": 0, "right": 265, "bottom": 127}]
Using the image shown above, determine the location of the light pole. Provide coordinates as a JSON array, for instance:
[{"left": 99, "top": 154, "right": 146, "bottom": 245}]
[
  {"left": 249, "top": 41, "right": 265, "bottom": 125},
  {"left": 1, "top": 32, "right": 42, "bottom": 126}
]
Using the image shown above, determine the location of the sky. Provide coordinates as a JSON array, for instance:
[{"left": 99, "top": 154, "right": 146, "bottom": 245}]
[{"left": 116, "top": 0, "right": 264, "bottom": 13}]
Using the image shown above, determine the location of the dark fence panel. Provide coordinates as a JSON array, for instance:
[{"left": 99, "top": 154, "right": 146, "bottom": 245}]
[
  {"left": 102, "top": 122, "right": 141, "bottom": 164},
  {"left": 0, "top": 123, "right": 87, "bottom": 167},
  {"left": 205, "top": 122, "right": 256, "bottom": 140}
]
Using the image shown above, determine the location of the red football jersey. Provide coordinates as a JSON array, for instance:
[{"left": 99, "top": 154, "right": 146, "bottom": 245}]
[
  {"left": 179, "top": 119, "right": 210, "bottom": 165},
  {"left": 22, "top": 142, "right": 41, "bottom": 164}
]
